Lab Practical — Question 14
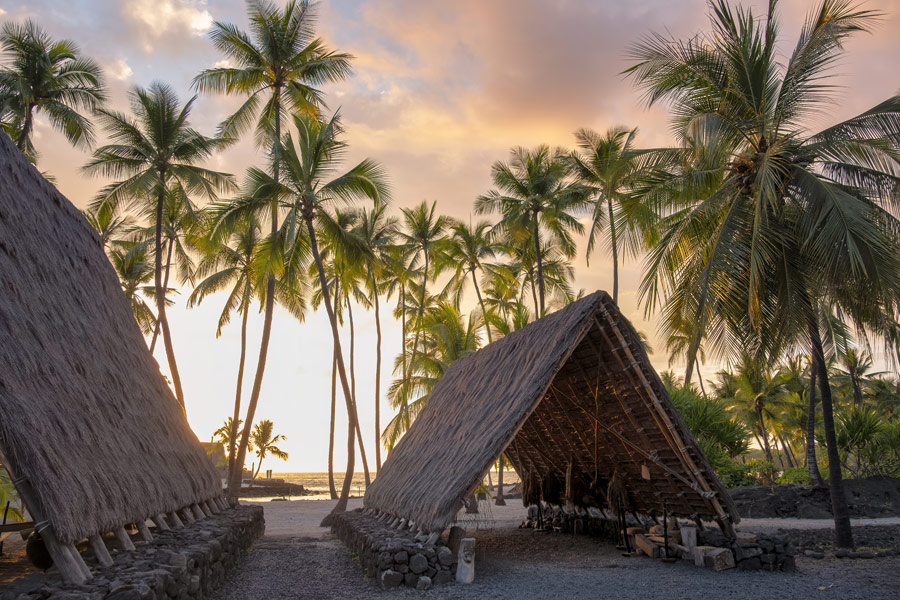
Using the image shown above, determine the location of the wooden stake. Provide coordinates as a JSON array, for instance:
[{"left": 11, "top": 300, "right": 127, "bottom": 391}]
[
  {"left": 191, "top": 504, "right": 205, "bottom": 520},
  {"left": 89, "top": 534, "right": 113, "bottom": 567},
  {"left": 167, "top": 511, "right": 184, "bottom": 528},
  {"left": 114, "top": 526, "right": 135, "bottom": 551},
  {"left": 206, "top": 500, "right": 220, "bottom": 515},
  {"left": 200, "top": 502, "right": 213, "bottom": 517},
  {"left": 64, "top": 542, "right": 93, "bottom": 580},
  {"left": 181, "top": 507, "right": 195, "bottom": 524},
  {"left": 425, "top": 531, "right": 440, "bottom": 545},
  {"left": 136, "top": 520, "right": 153, "bottom": 542},
  {"left": 152, "top": 514, "right": 170, "bottom": 532}
]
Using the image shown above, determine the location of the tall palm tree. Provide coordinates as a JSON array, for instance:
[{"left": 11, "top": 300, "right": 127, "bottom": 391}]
[
  {"left": 833, "top": 348, "right": 879, "bottom": 407},
  {"left": 398, "top": 201, "right": 451, "bottom": 379},
  {"left": 83, "top": 202, "right": 133, "bottom": 250},
  {"left": 629, "top": 0, "right": 900, "bottom": 547},
  {"left": 107, "top": 240, "right": 158, "bottom": 337},
  {"left": 357, "top": 205, "right": 398, "bottom": 471},
  {"left": 383, "top": 302, "right": 481, "bottom": 449},
  {"left": 239, "top": 111, "right": 387, "bottom": 524},
  {"left": 84, "top": 82, "right": 234, "bottom": 409},
  {"left": 438, "top": 219, "right": 500, "bottom": 344},
  {"left": 567, "top": 127, "right": 657, "bottom": 303},
  {"left": 190, "top": 215, "right": 264, "bottom": 476},
  {"left": 194, "top": 0, "right": 352, "bottom": 493},
  {"left": 0, "top": 20, "right": 105, "bottom": 160},
  {"left": 249, "top": 419, "right": 289, "bottom": 479},
  {"left": 475, "top": 145, "right": 587, "bottom": 315}
]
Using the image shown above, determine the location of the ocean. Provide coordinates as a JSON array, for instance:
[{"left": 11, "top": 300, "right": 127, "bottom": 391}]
[{"left": 270, "top": 471, "right": 521, "bottom": 500}]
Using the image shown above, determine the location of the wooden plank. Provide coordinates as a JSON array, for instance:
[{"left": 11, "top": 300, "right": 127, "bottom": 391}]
[
  {"left": 634, "top": 533, "right": 659, "bottom": 558},
  {"left": 0, "top": 521, "right": 34, "bottom": 532}
]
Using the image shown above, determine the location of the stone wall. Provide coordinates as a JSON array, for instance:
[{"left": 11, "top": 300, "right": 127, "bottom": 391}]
[
  {"left": 331, "top": 509, "right": 454, "bottom": 590},
  {"left": 1, "top": 505, "right": 264, "bottom": 600},
  {"left": 523, "top": 504, "right": 795, "bottom": 572}
]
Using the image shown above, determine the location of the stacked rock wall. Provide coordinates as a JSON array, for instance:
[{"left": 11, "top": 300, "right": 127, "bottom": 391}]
[
  {"left": 1, "top": 505, "right": 264, "bottom": 600},
  {"left": 331, "top": 509, "right": 454, "bottom": 590}
]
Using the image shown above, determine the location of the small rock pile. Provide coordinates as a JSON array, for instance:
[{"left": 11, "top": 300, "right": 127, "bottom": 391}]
[
  {"left": 331, "top": 509, "right": 455, "bottom": 590},
  {"left": 695, "top": 529, "right": 796, "bottom": 572},
  {"left": 1, "top": 505, "right": 264, "bottom": 600}
]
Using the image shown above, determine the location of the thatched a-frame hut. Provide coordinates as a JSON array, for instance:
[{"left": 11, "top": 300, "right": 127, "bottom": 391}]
[
  {"left": 0, "top": 133, "right": 221, "bottom": 580},
  {"left": 365, "top": 291, "right": 739, "bottom": 537}
]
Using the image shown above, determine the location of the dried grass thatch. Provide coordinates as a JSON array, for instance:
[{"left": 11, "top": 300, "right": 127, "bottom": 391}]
[
  {"left": 0, "top": 132, "right": 219, "bottom": 544},
  {"left": 365, "top": 291, "right": 739, "bottom": 534}
]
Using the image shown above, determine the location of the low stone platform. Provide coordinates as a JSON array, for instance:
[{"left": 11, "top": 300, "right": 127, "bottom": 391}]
[
  {"left": 331, "top": 509, "right": 455, "bottom": 590},
  {"left": 1, "top": 505, "right": 264, "bottom": 600}
]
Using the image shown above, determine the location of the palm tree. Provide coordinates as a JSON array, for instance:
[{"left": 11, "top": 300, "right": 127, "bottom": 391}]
[
  {"left": 629, "top": 0, "right": 900, "bottom": 547},
  {"left": 0, "top": 20, "right": 105, "bottom": 160},
  {"left": 84, "top": 82, "right": 234, "bottom": 408},
  {"left": 357, "top": 205, "right": 398, "bottom": 471},
  {"left": 83, "top": 202, "right": 133, "bottom": 250},
  {"left": 107, "top": 240, "right": 158, "bottom": 337},
  {"left": 239, "top": 111, "right": 387, "bottom": 524},
  {"left": 383, "top": 302, "right": 481, "bottom": 449},
  {"left": 568, "top": 127, "right": 657, "bottom": 304},
  {"left": 475, "top": 145, "right": 587, "bottom": 315},
  {"left": 665, "top": 312, "right": 708, "bottom": 393},
  {"left": 249, "top": 419, "right": 288, "bottom": 478},
  {"left": 213, "top": 417, "right": 244, "bottom": 445},
  {"left": 194, "top": 0, "right": 352, "bottom": 494},
  {"left": 438, "top": 219, "right": 500, "bottom": 344},
  {"left": 398, "top": 201, "right": 451, "bottom": 378},
  {"left": 190, "top": 215, "right": 264, "bottom": 476},
  {"left": 833, "top": 348, "right": 879, "bottom": 407}
]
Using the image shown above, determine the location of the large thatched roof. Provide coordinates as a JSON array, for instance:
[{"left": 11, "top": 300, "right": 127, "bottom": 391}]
[
  {"left": 365, "top": 291, "right": 739, "bottom": 534},
  {"left": 0, "top": 132, "right": 219, "bottom": 544}
]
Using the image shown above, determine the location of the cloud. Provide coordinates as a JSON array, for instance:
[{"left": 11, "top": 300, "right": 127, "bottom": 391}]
[
  {"left": 120, "top": 0, "right": 214, "bottom": 52},
  {"left": 106, "top": 58, "right": 133, "bottom": 81}
]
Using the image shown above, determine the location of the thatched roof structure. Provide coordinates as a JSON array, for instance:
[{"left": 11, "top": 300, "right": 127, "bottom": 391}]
[
  {"left": 365, "top": 291, "right": 739, "bottom": 535},
  {"left": 0, "top": 132, "right": 220, "bottom": 545}
]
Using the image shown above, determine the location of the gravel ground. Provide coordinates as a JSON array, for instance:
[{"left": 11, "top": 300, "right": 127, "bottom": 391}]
[{"left": 213, "top": 499, "right": 900, "bottom": 600}]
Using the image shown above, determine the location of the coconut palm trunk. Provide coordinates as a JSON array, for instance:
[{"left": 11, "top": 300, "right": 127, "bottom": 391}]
[
  {"left": 229, "top": 92, "right": 282, "bottom": 496},
  {"left": 407, "top": 251, "right": 430, "bottom": 370},
  {"left": 607, "top": 196, "right": 619, "bottom": 305},
  {"left": 306, "top": 216, "right": 357, "bottom": 526},
  {"left": 807, "top": 312, "right": 854, "bottom": 548},
  {"left": 532, "top": 211, "right": 545, "bottom": 315},
  {"left": 807, "top": 363, "right": 826, "bottom": 487},
  {"left": 756, "top": 406, "right": 774, "bottom": 464},
  {"left": 346, "top": 297, "right": 371, "bottom": 487},
  {"left": 472, "top": 269, "right": 492, "bottom": 344},
  {"left": 153, "top": 178, "right": 185, "bottom": 408},
  {"left": 372, "top": 270, "right": 383, "bottom": 471},
  {"left": 495, "top": 455, "right": 506, "bottom": 506},
  {"left": 15, "top": 106, "right": 34, "bottom": 150},
  {"left": 227, "top": 298, "right": 251, "bottom": 476},
  {"left": 328, "top": 346, "right": 338, "bottom": 499},
  {"left": 149, "top": 239, "right": 174, "bottom": 353}
]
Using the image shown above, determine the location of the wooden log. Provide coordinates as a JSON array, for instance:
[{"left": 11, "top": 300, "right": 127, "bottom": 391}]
[
  {"left": 191, "top": 504, "right": 205, "bottom": 520},
  {"left": 634, "top": 534, "right": 659, "bottom": 558},
  {"left": 63, "top": 542, "right": 93, "bottom": 580},
  {"left": 425, "top": 531, "right": 440, "bottom": 545},
  {"left": 152, "top": 514, "right": 170, "bottom": 532},
  {"left": 89, "top": 534, "right": 113, "bottom": 567},
  {"left": 136, "top": 520, "right": 153, "bottom": 542},
  {"left": 0, "top": 451, "right": 89, "bottom": 584},
  {"left": 167, "top": 511, "right": 184, "bottom": 528},
  {"left": 114, "top": 526, "right": 135, "bottom": 552},
  {"left": 181, "top": 507, "right": 195, "bottom": 524},
  {"left": 206, "top": 500, "right": 220, "bottom": 515},
  {"left": 200, "top": 502, "right": 213, "bottom": 517}
]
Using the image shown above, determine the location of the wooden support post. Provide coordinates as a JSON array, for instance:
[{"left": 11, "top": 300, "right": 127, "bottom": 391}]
[
  {"left": 206, "top": 500, "right": 220, "bottom": 515},
  {"left": 191, "top": 504, "right": 205, "bottom": 521},
  {"left": 181, "top": 507, "right": 195, "bottom": 524},
  {"left": 152, "top": 514, "right": 170, "bottom": 532},
  {"left": 168, "top": 511, "right": 184, "bottom": 528},
  {"left": 114, "top": 526, "right": 135, "bottom": 552},
  {"left": 408, "top": 521, "right": 416, "bottom": 532},
  {"left": 425, "top": 531, "right": 440, "bottom": 545},
  {"left": 64, "top": 542, "right": 93, "bottom": 580},
  {"left": 3, "top": 458, "right": 90, "bottom": 584},
  {"left": 136, "top": 520, "right": 153, "bottom": 542},
  {"left": 220, "top": 497, "right": 231, "bottom": 510},
  {"left": 200, "top": 502, "right": 213, "bottom": 517},
  {"left": 89, "top": 534, "right": 113, "bottom": 567}
]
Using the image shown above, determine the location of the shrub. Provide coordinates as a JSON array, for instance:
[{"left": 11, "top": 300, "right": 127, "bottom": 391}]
[{"left": 776, "top": 467, "right": 810, "bottom": 485}]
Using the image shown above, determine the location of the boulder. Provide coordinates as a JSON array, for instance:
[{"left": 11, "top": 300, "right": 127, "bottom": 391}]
[
  {"left": 704, "top": 548, "right": 736, "bottom": 571},
  {"left": 380, "top": 570, "right": 404, "bottom": 589},
  {"left": 409, "top": 553, "right": 429, "bottom": 574},
  {"left": 416, "top": 576, "right": 432, "bottom": 591}
]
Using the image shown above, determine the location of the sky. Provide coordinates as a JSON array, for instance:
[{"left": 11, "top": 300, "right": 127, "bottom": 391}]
[{"left": 2, "top": 0, "right": 899, "bottom": 472}]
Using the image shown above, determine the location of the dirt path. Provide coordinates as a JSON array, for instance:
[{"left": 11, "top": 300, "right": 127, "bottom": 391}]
[{"left": 213, "top": 499, "right": 900, "bottom": 600}]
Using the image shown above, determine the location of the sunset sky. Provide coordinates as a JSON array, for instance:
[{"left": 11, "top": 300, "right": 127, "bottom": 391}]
[{"left": 3, "top": 0, "right": 899, "bottom": 471}]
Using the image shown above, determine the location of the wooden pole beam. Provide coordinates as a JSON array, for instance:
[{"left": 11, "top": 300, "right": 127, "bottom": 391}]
[
  {"left": 136, "top": 520, "right": 153, "bottom": 542},
  {"left": 89, "top": 534, "right": 113, "bottom": 567},
  {"left": 114, "top": 526, "right": 135, "bottom": 552}
]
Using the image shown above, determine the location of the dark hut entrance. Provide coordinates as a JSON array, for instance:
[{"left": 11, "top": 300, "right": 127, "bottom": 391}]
[{"left": 364, "top": 291, "right": 738, "bottom": 542}]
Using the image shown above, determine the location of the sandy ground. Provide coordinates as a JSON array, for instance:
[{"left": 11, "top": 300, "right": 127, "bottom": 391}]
[{"left": 213, "top": 499, "right": 900, "bottom": 600}]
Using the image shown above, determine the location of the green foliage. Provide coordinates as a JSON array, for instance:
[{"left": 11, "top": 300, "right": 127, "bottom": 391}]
[
  {"left": 669, "top": 385, "right": 750, "bottom": 458},
  {"left": 776, "top": 467, "right": 811, "bottom": 485}
]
